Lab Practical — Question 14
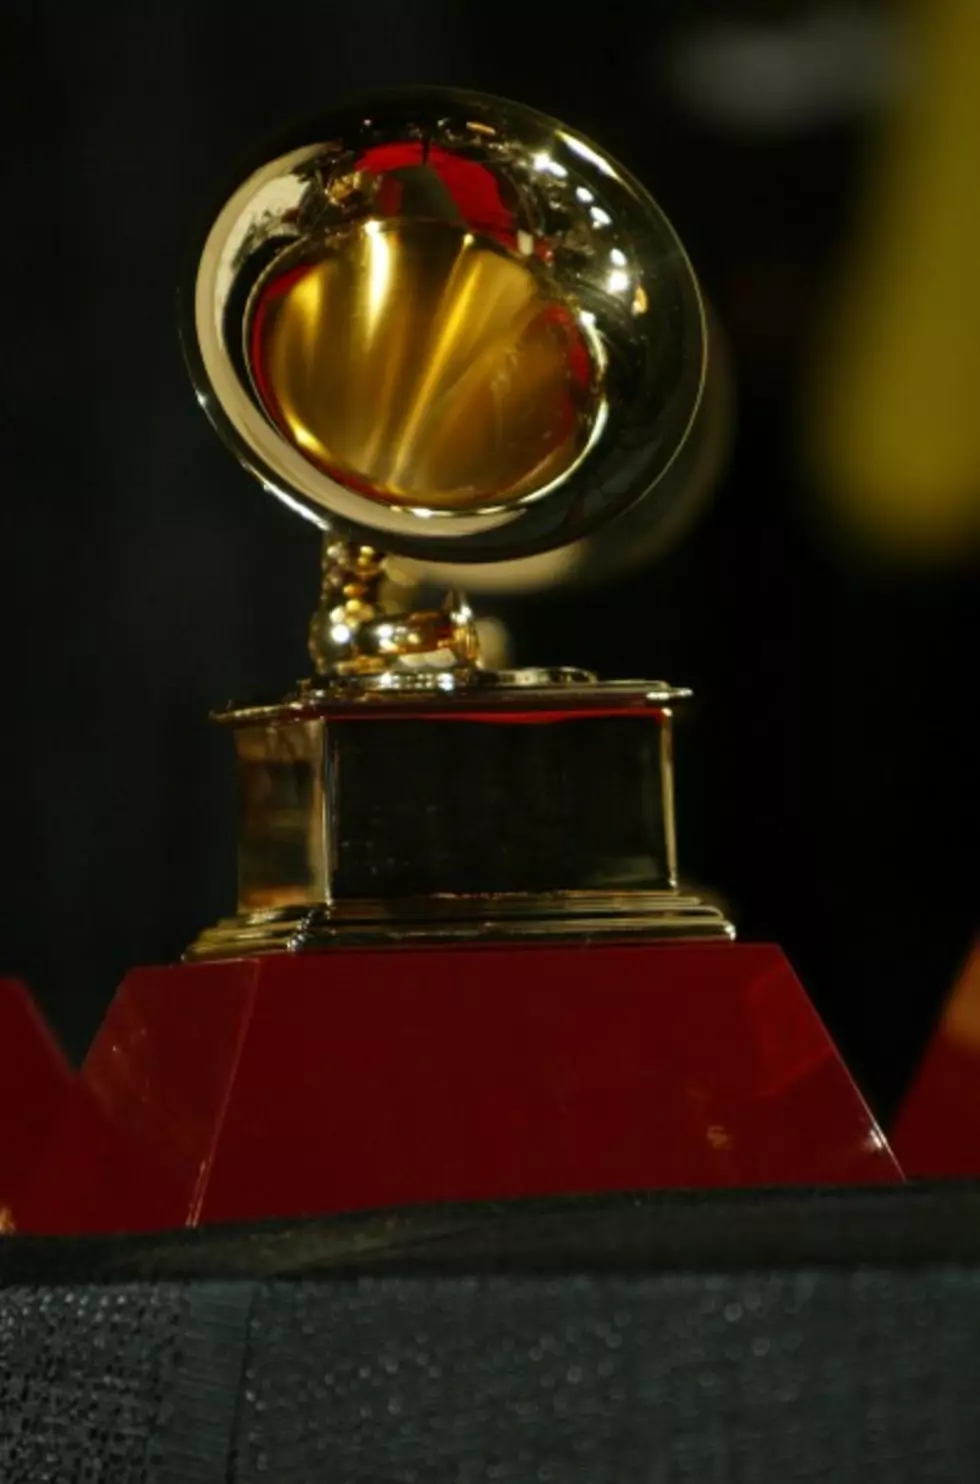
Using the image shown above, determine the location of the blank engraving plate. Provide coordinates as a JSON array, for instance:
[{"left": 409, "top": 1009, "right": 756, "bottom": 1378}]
[{"left": 331, "top": 714, "right": 669, "bottom": 898}]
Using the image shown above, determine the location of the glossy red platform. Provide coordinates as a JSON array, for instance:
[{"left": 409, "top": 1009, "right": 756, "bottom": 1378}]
[
  {"left": 893, "top": 939, "right": 980, "bottom": 1178},
  {"left": 13, "top": 942, "right": 901, "bottom": 1234},
  {"left": 0, "top": 979, "right": 73, "bottom": 1230}
]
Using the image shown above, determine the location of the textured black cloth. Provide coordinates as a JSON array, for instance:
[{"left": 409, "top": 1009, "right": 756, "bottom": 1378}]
[{"left": 2, "top": 1185, "right": 980, "bottom": 1481}]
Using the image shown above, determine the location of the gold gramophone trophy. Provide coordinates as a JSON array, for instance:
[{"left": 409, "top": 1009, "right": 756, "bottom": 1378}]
[
  {"left": 184, "top": 86, "right": 732, "bottom": 955},
  {"left": 14, "top": 90, "right": 899, "bottom": 1237}
]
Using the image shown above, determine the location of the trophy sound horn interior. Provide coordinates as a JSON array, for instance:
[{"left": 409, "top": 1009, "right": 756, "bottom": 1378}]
[{"left": 186, "top": 87, "right": 706, "bottom": 569}]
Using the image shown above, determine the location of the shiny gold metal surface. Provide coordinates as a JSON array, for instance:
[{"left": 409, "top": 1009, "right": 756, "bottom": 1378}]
[
  {"left": 188, "top": 893, "right": 734, "bottom": 959},
  {"left": 186, "top": 87, "right": 706, "bottom": 563},
  {"left": 236, "top": 720, "right": 326, "bottom": 911},
  {"left": 186, "top": 677, "right": 734, "bottom": 960},
  {"left": 211, "top": 674, "right": 687, "bottom": 721},
  {"left": 307, "top": 539, "right": 480, "bottom": 678},
  {"left": 251, "top": 221, "right": 596, "bottom": 513}
]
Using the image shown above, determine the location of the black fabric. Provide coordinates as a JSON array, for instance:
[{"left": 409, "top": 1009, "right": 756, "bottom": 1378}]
[
  {"left": 147, "top": 1283, "right": 254, "bottom": 1484},
  {"left": 2, "top": 1186, "right": 980, "bottom": 1481},
  {"left": 0, "top": 1281, "right": 185, "bottom": 1483},
  {"left": 233, "top": 1267, "right": 978, "bottom": 1483}
]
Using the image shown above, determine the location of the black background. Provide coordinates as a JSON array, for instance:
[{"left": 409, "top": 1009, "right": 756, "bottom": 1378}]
[{"left": 3, "top": 1, "right": 977, "bottom": 1117}]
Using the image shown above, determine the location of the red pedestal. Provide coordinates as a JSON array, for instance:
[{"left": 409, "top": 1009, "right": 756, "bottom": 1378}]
[
  {"left": 14, "top": 942, "right": 900, "bottom": 1234},
  {"left": 893, "top": 939, "right": 980, "bottom": 1178},
  {"left": 0, "top": 979, "right": 73, "bottom": 1230}
]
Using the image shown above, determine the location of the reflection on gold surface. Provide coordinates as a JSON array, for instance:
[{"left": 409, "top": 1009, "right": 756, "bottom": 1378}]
[
  {"left": 237, "top": 721, "right": 326, "bottom": 910},
  {"left": 247, "top": 219, "right": 598, "bottom": 512}
]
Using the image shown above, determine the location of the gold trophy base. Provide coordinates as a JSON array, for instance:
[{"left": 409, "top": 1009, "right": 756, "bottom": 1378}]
[
  {"left": 187, "top": 890, "right": 734, "bottom": 960},
  {"left": 186, "top": 670, "right": 734, "bottom": 960}
]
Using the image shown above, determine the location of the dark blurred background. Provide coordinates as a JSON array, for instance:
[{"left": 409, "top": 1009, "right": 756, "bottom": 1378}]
[{"left": 3, "top": 0, "right": 978, "bottom": 1119}]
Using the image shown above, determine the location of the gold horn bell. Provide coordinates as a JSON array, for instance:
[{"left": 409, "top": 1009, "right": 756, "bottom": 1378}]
[{"left": 186, "top": 87, "right": 706, "bottom": 676}]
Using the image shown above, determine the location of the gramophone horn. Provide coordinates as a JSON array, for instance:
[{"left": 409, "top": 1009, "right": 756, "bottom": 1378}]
[{"left": 184, "top": 87, "right": 707, "bottom": 571}]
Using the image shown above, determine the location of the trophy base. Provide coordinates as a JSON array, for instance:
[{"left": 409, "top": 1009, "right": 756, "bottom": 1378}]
[
  {"left": 197, "top": 672, "right": 734, "bottom": 958},
  {"left": 13, "top": 941, "right": 900, "bottom": 1236},
  {"left": 187, "top": 890, "right": 735, "bottom": 959}
]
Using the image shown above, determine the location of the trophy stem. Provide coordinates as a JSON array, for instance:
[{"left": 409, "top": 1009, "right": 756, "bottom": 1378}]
[
  {"left": 308, "top": 538, "right": 385, "bottom": 677},
  {"left": 186, "top": 674, "right": 735, "bottom": 960},
  {"left": 308, "top": 536, "right": 481, "bottom": 679}
]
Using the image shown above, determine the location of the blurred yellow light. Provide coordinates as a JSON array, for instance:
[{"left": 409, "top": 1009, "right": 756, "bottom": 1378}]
[{"left": 808, "top": 0, "right": 980, "bottom": 563}]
